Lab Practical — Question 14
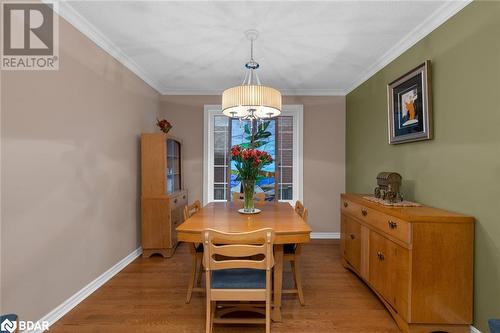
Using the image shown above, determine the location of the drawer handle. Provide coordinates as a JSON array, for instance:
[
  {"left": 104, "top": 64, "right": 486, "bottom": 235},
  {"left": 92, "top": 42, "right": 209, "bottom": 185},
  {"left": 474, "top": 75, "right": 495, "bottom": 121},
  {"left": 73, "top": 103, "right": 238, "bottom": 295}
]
[
  {"left": 377, "top": 251, "right": 385, "bottom": 261},
  {"left": 182, "top": 195, "right": 186, "bottom": 199},
  {"left": 174, "top": 198, "right": 178, "bottom": 203},
  {"left": 388, "top": 221, "right": 398, "bottom": 229},
  {"left": 361, "top": 208, "right": 368, "bottom": 216},
  {"left": 343, "top": 201, "right": 348, "bottom": 208},
  {"left": 350, "top": 234, "right": 355, "bottom": 240}
]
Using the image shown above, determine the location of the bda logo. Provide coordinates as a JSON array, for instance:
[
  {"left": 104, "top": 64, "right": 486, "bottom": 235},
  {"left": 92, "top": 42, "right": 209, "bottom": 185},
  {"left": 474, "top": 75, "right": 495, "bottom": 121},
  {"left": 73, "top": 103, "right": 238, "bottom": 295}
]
[{"left": 0, "top": 314, "right": 17, "bottom": 333}]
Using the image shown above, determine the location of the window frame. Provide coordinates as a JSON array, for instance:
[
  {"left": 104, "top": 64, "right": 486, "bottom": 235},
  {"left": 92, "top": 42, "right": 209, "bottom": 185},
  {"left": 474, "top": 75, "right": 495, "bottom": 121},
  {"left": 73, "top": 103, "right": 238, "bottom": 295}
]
[{"left": 203, "top": 104, "right": 303, "bottom": 205}]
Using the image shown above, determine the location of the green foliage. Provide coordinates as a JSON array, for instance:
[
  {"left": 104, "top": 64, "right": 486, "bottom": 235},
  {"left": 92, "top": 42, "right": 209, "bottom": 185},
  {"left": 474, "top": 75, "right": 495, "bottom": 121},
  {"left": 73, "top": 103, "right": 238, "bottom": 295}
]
[{"left": 239, "top": 120, "right": 272, "bottom": 149}]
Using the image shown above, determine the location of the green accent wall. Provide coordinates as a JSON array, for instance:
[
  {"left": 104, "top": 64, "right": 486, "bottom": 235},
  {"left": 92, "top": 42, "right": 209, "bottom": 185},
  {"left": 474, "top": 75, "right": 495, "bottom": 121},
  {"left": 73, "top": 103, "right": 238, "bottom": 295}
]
[{"left": 346, "top": 2, "right": 500, "bottom": 332}]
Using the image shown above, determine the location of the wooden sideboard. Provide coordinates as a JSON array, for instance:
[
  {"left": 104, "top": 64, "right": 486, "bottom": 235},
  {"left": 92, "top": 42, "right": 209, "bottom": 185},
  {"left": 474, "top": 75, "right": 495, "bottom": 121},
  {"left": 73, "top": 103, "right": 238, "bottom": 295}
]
[
  {"left": 340, "top": 193, "right": 474, "bottom": 333},
  {"left": 141, "top": 133, "right": 187, "bottom": 258}
]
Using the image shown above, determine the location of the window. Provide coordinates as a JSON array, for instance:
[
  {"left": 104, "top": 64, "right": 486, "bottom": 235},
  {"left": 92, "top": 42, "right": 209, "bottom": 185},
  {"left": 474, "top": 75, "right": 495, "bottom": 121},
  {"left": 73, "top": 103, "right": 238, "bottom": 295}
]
[{"left": 204, "top": 105, "right": 303, "bottom": 205}]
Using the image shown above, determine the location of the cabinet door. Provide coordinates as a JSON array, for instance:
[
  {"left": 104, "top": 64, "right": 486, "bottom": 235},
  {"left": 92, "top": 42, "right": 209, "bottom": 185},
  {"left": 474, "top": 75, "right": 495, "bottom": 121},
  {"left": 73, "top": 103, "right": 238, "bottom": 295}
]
[
  {"left": 389, "top": 240, "right": 409, "bottom": 320},
  {"left": 141, "top": 197, "right": 170, "bottom": 249},
  {"left": 166, "top": 139, "right": 181, "bottom": 193},
  {"left": 369, "top": 231, "right": 392, "bottom": 301},
  {"left": 341, "top": 215, "right": 362, "bottom": 272},
  {"left": 369, "top": 231, "right": 409, "bottom": 319}
]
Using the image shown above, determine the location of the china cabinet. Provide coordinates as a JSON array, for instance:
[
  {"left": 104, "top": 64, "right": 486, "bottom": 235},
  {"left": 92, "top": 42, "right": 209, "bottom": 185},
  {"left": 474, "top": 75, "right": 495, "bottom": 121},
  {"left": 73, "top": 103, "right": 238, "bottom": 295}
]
[{"left": 141, "top": 133, "right": 187, "bottom": 258}]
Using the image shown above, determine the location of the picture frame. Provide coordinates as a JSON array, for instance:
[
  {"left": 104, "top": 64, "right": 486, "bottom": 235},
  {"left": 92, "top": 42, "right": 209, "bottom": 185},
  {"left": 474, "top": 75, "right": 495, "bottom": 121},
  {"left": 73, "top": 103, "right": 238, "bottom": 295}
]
[{"left": 387, "top": 60, "right": 432, "bottom": 144}]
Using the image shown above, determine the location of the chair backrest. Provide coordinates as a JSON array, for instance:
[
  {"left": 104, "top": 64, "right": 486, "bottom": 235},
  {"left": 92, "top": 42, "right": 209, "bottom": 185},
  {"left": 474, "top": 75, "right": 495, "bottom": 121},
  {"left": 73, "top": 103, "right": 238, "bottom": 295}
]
[
  {"left": 232, "top": 191, "right": 267, "bottom": 203},
  {"left": 295, "top": 201, "right": 308, "bottom": 223},
  {"left": 294, "top": 200, "right": 304, "bottom": 214},
  {"left": 183, "top": 200, "right": 201, "bottom": 221},
  {"left": 301, "top": 207, "right": 309, "bottom": 223},
  {"left": 203, "top": 228, "right": 275, "bottom": 271},
  {"left": 295, "top": 200, "right": 306, "bottom": 216}
]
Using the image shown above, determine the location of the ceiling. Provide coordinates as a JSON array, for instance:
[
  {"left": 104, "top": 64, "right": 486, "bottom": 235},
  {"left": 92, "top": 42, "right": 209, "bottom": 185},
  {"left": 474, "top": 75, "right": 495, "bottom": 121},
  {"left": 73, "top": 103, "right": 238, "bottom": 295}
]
[{"left": 55, "top": 1, "right": 470, "bottom": 95}]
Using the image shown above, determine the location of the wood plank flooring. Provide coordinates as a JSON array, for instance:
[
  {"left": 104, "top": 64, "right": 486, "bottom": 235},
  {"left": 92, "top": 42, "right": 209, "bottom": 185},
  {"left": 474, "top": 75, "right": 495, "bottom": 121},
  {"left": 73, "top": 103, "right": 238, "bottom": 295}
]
[{"left": 50, "top": 240, "right": 400, "bottom": 333}]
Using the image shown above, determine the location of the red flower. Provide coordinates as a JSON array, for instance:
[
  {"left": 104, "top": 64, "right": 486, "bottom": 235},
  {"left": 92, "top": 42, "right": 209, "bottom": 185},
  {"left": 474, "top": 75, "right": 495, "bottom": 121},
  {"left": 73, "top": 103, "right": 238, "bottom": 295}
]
[{"left": 156, "top": 119, "right": 172, "bottom": 133}]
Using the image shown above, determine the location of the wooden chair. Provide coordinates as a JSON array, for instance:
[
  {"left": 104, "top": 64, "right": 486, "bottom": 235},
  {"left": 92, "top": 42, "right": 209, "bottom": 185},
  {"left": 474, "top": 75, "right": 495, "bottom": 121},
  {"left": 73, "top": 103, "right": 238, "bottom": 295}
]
[
  {"left": 184, "top": 200, "right": 203, "bottom": 303},
  {"left": 294, "top": 200, "right": 304, "bottom": 215},
  {"left": 282, "top": 201, "right": 307, "bottom": 305},
  {"left": 203, "top": 228, "right": 275, "bottom": 333},
  {"left": 232, "top": 191, "right": 267, "bottom": 202}
]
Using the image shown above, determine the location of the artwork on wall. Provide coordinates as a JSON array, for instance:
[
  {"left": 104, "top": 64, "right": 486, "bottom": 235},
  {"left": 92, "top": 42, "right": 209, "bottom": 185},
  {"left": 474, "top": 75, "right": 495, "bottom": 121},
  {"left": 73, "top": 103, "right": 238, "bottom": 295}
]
[{"left": 387, "top": 60, "right": 432, "bottom": 144}]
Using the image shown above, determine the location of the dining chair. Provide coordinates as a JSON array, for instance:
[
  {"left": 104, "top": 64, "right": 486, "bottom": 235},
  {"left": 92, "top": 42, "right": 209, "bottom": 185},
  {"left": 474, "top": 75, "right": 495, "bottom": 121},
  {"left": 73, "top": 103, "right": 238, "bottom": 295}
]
[
  {"left": 232, "top": 191, "right": 267, "bottom": 202},
  {"left": 203, "top": 228, "right": 275, "bottom": 333},
  {"left": 183, "top": 200, "right": 204, "bottom": 303},
  {"left": 282, "top": 201, "right": 307, "bottom": 305},
  {"left": 294, "top": 200, "right": 304, "bottom": 215}
]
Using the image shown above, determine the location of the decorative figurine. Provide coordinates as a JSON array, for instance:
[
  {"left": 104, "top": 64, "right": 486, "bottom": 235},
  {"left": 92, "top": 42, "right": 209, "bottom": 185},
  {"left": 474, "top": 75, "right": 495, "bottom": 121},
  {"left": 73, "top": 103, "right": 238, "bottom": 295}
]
[{"left": 374, "top": 172, "right": 403, "bottom": 203}]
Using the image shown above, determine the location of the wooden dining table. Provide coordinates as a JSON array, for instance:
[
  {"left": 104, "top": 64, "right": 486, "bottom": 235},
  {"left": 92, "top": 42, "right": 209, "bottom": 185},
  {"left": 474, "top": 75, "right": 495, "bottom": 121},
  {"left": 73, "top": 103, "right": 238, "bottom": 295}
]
[{"left": 176, "top": 201, "right": 311, "bottom": 321}]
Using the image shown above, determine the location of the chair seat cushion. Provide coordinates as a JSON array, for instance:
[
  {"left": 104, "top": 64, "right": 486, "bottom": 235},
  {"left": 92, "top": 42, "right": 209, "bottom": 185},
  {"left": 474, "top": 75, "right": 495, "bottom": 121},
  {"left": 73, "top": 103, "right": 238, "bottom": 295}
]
[
  {"left": 284, "top": 243, "right": 296, "bottom": 254},
  {"left": 212, "top": 268, "right": 266, "bottom": 289}
]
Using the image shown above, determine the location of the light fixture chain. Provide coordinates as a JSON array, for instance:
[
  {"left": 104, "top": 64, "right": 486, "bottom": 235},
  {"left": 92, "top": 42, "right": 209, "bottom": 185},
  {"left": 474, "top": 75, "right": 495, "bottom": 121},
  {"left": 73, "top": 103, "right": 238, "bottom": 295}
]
[{"left": 250, "top": 38, "right": 254, "bottom": 61}]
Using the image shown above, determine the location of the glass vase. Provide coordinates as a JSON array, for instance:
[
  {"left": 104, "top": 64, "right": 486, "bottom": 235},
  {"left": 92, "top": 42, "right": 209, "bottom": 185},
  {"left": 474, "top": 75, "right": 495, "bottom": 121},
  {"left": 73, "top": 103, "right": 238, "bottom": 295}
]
[{"left": 242, "top": 179, "right": 256, "bottom": 213}]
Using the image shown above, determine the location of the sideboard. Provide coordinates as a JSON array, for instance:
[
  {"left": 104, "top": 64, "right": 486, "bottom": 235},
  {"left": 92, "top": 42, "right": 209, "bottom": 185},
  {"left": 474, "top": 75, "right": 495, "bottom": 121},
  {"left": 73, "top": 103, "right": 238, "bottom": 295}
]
[{"left": 340, "top": 193, "right": 474, "bottom": 333}]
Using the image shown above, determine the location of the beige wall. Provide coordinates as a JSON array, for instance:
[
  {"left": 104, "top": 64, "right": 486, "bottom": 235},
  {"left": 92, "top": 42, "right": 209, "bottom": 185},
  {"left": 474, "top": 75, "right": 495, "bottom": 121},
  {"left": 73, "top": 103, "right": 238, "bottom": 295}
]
[
  {"left": 160, "top": 95, "right": 345, "bottom": 233},
  {"left": 0, "top": 15, "right": 160, "bottom": 322}
]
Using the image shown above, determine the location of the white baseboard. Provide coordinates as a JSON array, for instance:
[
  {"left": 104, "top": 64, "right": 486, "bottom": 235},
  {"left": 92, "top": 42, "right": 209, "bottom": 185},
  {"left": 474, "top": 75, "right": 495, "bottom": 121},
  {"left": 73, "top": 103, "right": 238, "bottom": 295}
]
[
  {"left": 25, "top": 247, "right": 143, "bottom": 333},
  {"left": 310, "top": 232, "right": 340, "bottom": 239},
  {"left": 470, "top": 325, "right": 482, "bottom": 333}
]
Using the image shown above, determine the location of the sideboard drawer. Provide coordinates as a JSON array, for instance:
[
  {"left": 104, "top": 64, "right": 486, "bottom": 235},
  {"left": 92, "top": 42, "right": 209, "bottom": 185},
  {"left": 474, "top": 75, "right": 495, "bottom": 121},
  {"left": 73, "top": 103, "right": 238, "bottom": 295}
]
[
  {"left": 342, "top": 199, "right": 411, "bottom": 244},
  {"left": 341, "top": 198, "right": 362, "bottom": 217},
  {"left": 368, "top": 210, "right": 411, "bottom": 245}
]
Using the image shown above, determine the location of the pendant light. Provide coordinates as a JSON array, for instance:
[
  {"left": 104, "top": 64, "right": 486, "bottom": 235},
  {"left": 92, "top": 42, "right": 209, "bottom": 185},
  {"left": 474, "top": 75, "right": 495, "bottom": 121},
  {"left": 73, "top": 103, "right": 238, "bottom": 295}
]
[{"left": 222, "top": 30, "right": 282, "bottom": 119}]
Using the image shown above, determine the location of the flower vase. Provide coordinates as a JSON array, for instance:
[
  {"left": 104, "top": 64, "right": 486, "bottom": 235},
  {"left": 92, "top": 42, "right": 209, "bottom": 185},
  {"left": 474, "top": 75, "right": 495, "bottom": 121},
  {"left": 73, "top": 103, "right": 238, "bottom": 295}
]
[{"left": 242, "top": 180, "right": 256, "bottom": 213}]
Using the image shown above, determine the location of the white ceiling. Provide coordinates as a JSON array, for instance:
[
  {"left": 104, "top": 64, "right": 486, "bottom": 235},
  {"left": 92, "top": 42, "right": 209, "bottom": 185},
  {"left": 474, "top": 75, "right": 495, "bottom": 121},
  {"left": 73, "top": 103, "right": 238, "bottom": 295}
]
[{"left": 55, "top": 1, "right": 470, "bottom": 95}]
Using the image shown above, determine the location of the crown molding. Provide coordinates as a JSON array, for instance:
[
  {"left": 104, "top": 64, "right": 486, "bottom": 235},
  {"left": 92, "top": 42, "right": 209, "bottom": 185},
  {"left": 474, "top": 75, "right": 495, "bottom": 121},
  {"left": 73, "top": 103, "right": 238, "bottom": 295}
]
[
  {"left": 45, "top": 1, "right": 163, "bottom": 94},
  {"left": 280, "top": 88, "right": 346, "bottom": 96},
  {"left": 161, "top": 88, "right": 346, "bottom": 96},
  {"left": 345, "top": 0, "right": 472, "bottom": 94}
]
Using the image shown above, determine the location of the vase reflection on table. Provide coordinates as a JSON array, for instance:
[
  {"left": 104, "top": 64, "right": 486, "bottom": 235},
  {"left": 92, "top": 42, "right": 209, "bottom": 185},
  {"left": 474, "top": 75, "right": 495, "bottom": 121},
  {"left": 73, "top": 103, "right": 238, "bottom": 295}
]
[{"left": 231, "top": 145, "right": 272, "bottom": 214}]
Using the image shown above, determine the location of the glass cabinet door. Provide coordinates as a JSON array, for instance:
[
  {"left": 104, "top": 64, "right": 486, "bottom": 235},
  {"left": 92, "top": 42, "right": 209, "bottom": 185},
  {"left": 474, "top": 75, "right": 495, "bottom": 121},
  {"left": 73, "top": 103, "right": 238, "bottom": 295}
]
[{"left": 166, "top": 138, "right": 181, "bottom": 194}]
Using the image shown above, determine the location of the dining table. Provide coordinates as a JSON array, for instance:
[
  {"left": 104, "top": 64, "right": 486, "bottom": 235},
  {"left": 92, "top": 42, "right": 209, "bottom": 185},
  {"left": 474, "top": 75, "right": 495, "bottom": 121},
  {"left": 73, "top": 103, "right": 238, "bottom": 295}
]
[{"left": 176, "top": 201, "right": 311, "bottom": 321}]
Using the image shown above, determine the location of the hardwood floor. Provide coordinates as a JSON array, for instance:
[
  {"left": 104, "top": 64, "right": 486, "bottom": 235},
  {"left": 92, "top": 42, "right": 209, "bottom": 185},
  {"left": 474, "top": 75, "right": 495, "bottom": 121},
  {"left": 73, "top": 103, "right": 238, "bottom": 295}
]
[{"left": 50, "top": 240, "right": 400, "bottom": 333}]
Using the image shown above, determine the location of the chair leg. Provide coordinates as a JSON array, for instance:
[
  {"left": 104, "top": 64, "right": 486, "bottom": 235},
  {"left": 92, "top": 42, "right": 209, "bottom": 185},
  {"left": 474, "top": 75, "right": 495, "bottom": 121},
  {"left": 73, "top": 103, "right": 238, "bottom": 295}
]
[
  {"left": 266, "top": 292, "right": 271, "bottom": 333},
  {"left": 186, "top": 252, "right": 197, "bottom": 303},
  {"left": 210, "top": 301, "right": 215, "bottom": 333},
  {"left": 197, "top": 255, "right": 203, "bottom": 286},
  {"left": 293, "top": 255, "right": 305, "bottom": 306},
  {"left": 206, "top": 297, "right": 212, "bottom": 333}
]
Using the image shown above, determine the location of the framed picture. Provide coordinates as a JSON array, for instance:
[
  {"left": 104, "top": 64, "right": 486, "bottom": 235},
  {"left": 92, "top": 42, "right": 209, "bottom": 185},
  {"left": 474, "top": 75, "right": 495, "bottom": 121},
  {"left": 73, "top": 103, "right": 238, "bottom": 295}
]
[{"left": 387, "top": 60, "right": 432, "bottom": 144}]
